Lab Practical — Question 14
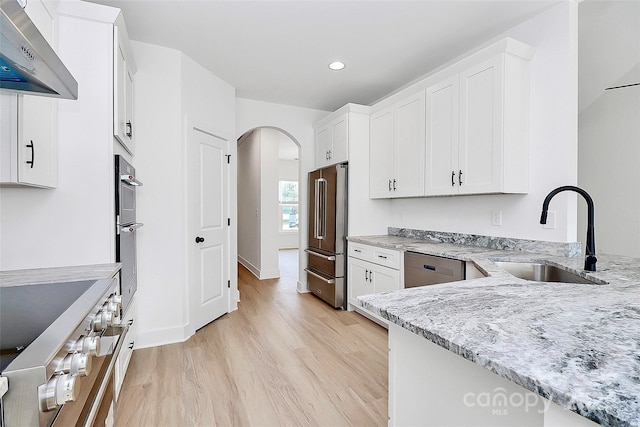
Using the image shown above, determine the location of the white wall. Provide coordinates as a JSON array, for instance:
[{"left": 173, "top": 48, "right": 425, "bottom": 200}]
[
  {"left": 259, "top": 128, "right": 280, "bottom": 277},
  {"left": 235, "top": 98, "right": 329, "bottom": 291},
  {"left": 0, "top": 4, "right": 117, "bottom": 270},
  {"left": 385, "top": 2, "right": 580, "bottom": 244},
  {"left": 578, "top": 1, "right": 640, "bottom": 257},
  {"left": 278, "top": 158, "right": 300, "bottom": 249},
  {"left": 131, "top": 41, "right": 236, "bottom": 348},
  {"left": 237, "top": 128, "right": 280, "bottom": 278},
  {"left": 237, "top": 131, "right": 261, "bottom": 272}
]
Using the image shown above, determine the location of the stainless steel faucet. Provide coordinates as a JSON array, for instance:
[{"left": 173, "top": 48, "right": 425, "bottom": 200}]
[{"left": 540, "top": 186, "right": 597, "bottom": 272}]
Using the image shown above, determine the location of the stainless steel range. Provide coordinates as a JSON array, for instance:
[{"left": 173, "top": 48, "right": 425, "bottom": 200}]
[{"left": 0, "top": 277, "right": 127, "bottom": 426}]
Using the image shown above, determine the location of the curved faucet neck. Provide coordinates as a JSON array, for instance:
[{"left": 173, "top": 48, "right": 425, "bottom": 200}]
[{"left": 540, "top": 186, "right": 596, "bottom": 271}]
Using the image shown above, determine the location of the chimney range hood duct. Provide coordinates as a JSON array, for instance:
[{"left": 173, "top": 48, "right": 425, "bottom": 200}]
[{"left": 1, "top": 0, "right": 78, "bottom": 99}]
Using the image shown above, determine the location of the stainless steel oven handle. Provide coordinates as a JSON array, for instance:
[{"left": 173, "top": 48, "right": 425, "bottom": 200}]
[
  {"left": 304, "top": 268, "right": 335, "bottom": 284},
  {"left": 83, "top": 324, "right": 129, "bottom": 427},
  {"left": 304, "top": 249, "right": 336, "bottom": 261},
  {"left": 120, "top": 174, "right": 143, "bottom": 186},
  {"left": 120, "top": 223, "right": 144, "bottom": 233}
]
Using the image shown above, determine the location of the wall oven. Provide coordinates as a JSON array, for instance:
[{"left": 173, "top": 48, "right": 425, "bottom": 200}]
[
  {"left": 0, "top": 277, "right": 127, "bottom": 426},
  {"left": 114, "top": 155, "right": 143, "bottom": 314}
]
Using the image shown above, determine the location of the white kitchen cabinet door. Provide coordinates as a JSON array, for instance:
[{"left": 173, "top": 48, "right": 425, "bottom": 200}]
[
  {"left": 315, "top": 113, "right": 349, "bottom": 168},
  {"left": 425, "top": 76, "right": 460, "bottom": 196},
  {"left": 369, "top": 90, "right": 425, "bottom": 199},
  {"left": 330, "top": 114, "right": 348, "bottom": 164},
  {"left": 0, "top": 95, "right": 57, "bottom": 189},
  {"left": 348, "top": 257, "right": 375, "bottom": 305},
  {"left": 19, "top": 95, "right": 58, "bottom": 187},
  {"left": 370, "top": 262, "right": 400, "bottom": 293},
  {"left": 369, "top": 107, "right": 395, "bottom": 198},
  {"left": 115, "top": 296, "right": 137, "bottom": 402},
  {"left": 394, "top": 91, "right": 425, "bottom": 198},
  {"left": 113, "top": 26, "right": 135, "bottom": 154},
  {"left": 458, "top": 56, "right": 504, "bottom": 195}
]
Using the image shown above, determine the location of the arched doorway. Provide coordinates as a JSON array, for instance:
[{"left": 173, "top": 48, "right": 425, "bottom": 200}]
[{"left": 236, "top": 127, "right": 301, "bottom": 280}]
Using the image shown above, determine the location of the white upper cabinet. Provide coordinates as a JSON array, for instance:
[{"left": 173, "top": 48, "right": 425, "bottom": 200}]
[
  {"left": 370, "top": 90, "right": 425, "bottom": 199},
  {"left": 314, "top": 112, "right": 348, "bottom": 168},
  {"left": 113, "top": 21, "right": 136, "bottom": 154},
  {"left": 425, "top": 46, "right": 533, "bottom": 196},
  {"left": 313, "top": 104, "right": 370, "bottom": 169},
  {"left": 0, "top": 0, "right": 58, "bottom": 188}
]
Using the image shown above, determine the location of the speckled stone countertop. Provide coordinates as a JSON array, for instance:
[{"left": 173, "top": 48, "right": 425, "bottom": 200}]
[
  {"left": 351, "top": 235, "right": 640, "bottom": 427},
  {"left": 0, "top": 263, "right": 121, "bottom": 287}
]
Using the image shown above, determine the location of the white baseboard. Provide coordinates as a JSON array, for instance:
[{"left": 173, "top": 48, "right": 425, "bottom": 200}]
[
  {"left": 238, "top": 256, "right": 280, "bottom": 280},
  {"left": 135, "top": 324, "right": 192, "bottom": 349},
  {"left": 238, "top": 256, "right": 260, "bottom": 278}
]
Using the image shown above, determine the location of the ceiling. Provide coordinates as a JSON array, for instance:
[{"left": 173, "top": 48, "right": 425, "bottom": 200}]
[{"left": 86, "top": 0, "right": 558, "bottom": 112}]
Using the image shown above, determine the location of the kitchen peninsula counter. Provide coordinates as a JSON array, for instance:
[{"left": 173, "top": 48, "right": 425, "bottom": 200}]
[
  {"left": 0, "top": 263, "right": 121, "bottom": 287},
  {"left": 351, "top": 235, "right": 640, "bottom": 427}
]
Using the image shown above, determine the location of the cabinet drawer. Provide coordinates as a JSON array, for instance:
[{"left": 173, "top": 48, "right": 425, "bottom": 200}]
[
  {"left": 348, "top": 243, "right": 372, "bottom": 260},
  {"left": 371, "top": 247, "right": 400, "bottom": 269},
  {"left": 349, "top": 242, "right": 401, "bottom": 270}
]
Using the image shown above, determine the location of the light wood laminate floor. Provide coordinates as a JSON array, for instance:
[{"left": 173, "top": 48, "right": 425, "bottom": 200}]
[{"left": 116, "top": 250, "right": 388, "bottom": 426}]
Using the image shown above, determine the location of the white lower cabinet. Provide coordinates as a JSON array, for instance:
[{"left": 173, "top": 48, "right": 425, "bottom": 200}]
[
  {"left": 115, "top": 296, "right": 137, "bottom": 401},
  {"left": 348, "top": 242, "right": 402, "bottom": 326}
]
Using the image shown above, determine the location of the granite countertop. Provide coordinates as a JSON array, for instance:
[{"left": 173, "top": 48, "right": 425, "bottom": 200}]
[
  {"left": 0, "top": 263, "right": 121, "bottom": 287},
  {"left": 352, "top": 235, "right": 640, "bottom": 427}
]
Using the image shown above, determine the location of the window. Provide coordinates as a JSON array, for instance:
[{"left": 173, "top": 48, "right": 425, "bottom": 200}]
[{"left": 279, "top": 180, "right": 298, "bottom": 231}]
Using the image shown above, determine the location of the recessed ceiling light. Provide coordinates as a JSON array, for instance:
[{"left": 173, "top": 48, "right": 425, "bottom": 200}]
[{"left": 328, "top": 61, "right": 345, "bottom": 71}]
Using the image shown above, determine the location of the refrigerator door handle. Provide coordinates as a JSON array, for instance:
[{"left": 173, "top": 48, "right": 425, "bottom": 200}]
[
  {"left": 305, "top": 268, "right": 336, "bottom": 284},
  {"left": 314, "top": 178, "right": 327, "bottom": 240},
  {"left": 304, "top": 249, "right": 336, "bottom": 261}
]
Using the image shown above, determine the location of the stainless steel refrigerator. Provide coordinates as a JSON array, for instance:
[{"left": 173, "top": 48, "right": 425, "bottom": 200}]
[{"left": 305, "top": 163, "right": 348, "bottom": 309}]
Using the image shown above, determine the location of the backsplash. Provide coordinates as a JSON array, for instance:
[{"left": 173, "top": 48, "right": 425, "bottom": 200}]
[{"left": 388, "top": 227, "right": 582, "bottom": 258}]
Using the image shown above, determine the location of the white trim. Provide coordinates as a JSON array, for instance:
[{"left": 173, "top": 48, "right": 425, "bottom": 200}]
[
  {"left": 238, "top": 255, "right": 281, "bottom": 280},
  {"left": 135, "top": 324, "right": 191, "bottom": 349}
]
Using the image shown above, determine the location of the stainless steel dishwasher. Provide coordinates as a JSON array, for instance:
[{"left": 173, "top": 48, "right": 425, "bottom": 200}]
[{"left": 404, "top": 251, "right": 465, "bottom": 288}]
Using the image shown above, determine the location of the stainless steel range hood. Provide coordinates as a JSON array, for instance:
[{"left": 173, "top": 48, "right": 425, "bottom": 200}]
[{"left": 0, "top": 0, "right": 78, "bottom": 99}]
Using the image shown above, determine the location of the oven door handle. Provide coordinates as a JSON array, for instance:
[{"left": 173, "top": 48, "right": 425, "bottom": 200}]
[
  {"left": 304, "top": 249, "right": 336, "bottom": 261},
  {"left": 83, "top": 324, "right": 129, "bottom": 427},
  {"left": 120, "top": 223, "right": 144, "bottom": 233},
  {"left": 120, "top": 174, "right": 143, "bottom": 186}
]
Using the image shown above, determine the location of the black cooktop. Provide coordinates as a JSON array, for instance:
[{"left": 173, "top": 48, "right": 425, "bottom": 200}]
[{"left": 0, "top": 280, "right": 95, "bottom": 372}]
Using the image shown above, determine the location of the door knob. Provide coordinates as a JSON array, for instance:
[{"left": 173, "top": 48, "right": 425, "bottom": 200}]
[{"left": 195, "top": 236, "right": 205, "bottom": 243}]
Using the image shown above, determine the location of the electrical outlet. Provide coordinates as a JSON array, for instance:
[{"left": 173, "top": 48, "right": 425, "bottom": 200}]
[
  {"left": 491, "top": 210, "right": 503, "bottom": 226},
  {"left": 543, "top": 211, "right": 556, "bottom": 229}
]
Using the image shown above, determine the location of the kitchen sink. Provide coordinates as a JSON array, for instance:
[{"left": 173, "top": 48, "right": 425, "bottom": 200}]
[{"left": 494, "top": 261, "right": 601, "bottom": 284}]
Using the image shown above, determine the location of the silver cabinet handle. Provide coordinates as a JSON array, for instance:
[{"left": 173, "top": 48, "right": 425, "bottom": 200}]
[
  {"left": 365, "top": 269, "right": 369, "bottom": 281},
  {"left": 305, "top": 268, "right": 335, "bottom": 284},
  {"left": 377, "top": 255, "right": 388, "bottom": 259},
  {"left": 120, "top": 223, "right": 144, "bottom": 233},
  {"left": 459, "top": 169, "right": 463, "bottom": 186},
  {"left": 393, "top": 179, "right": 397, "bottom": 191},
  {"left": 389, "top": 179, "right": 392, "bottom": 191},
  {"left": 304, "top": 249, "right": 336, "bottom": 261},
  {"left": 451, "top": 171, "right": 455, "bottom": 187}
]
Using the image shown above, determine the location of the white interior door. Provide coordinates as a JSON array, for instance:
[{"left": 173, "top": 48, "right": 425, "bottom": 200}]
[{"left": 190, "top": 126, "right": 229, "bottom": 331}]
